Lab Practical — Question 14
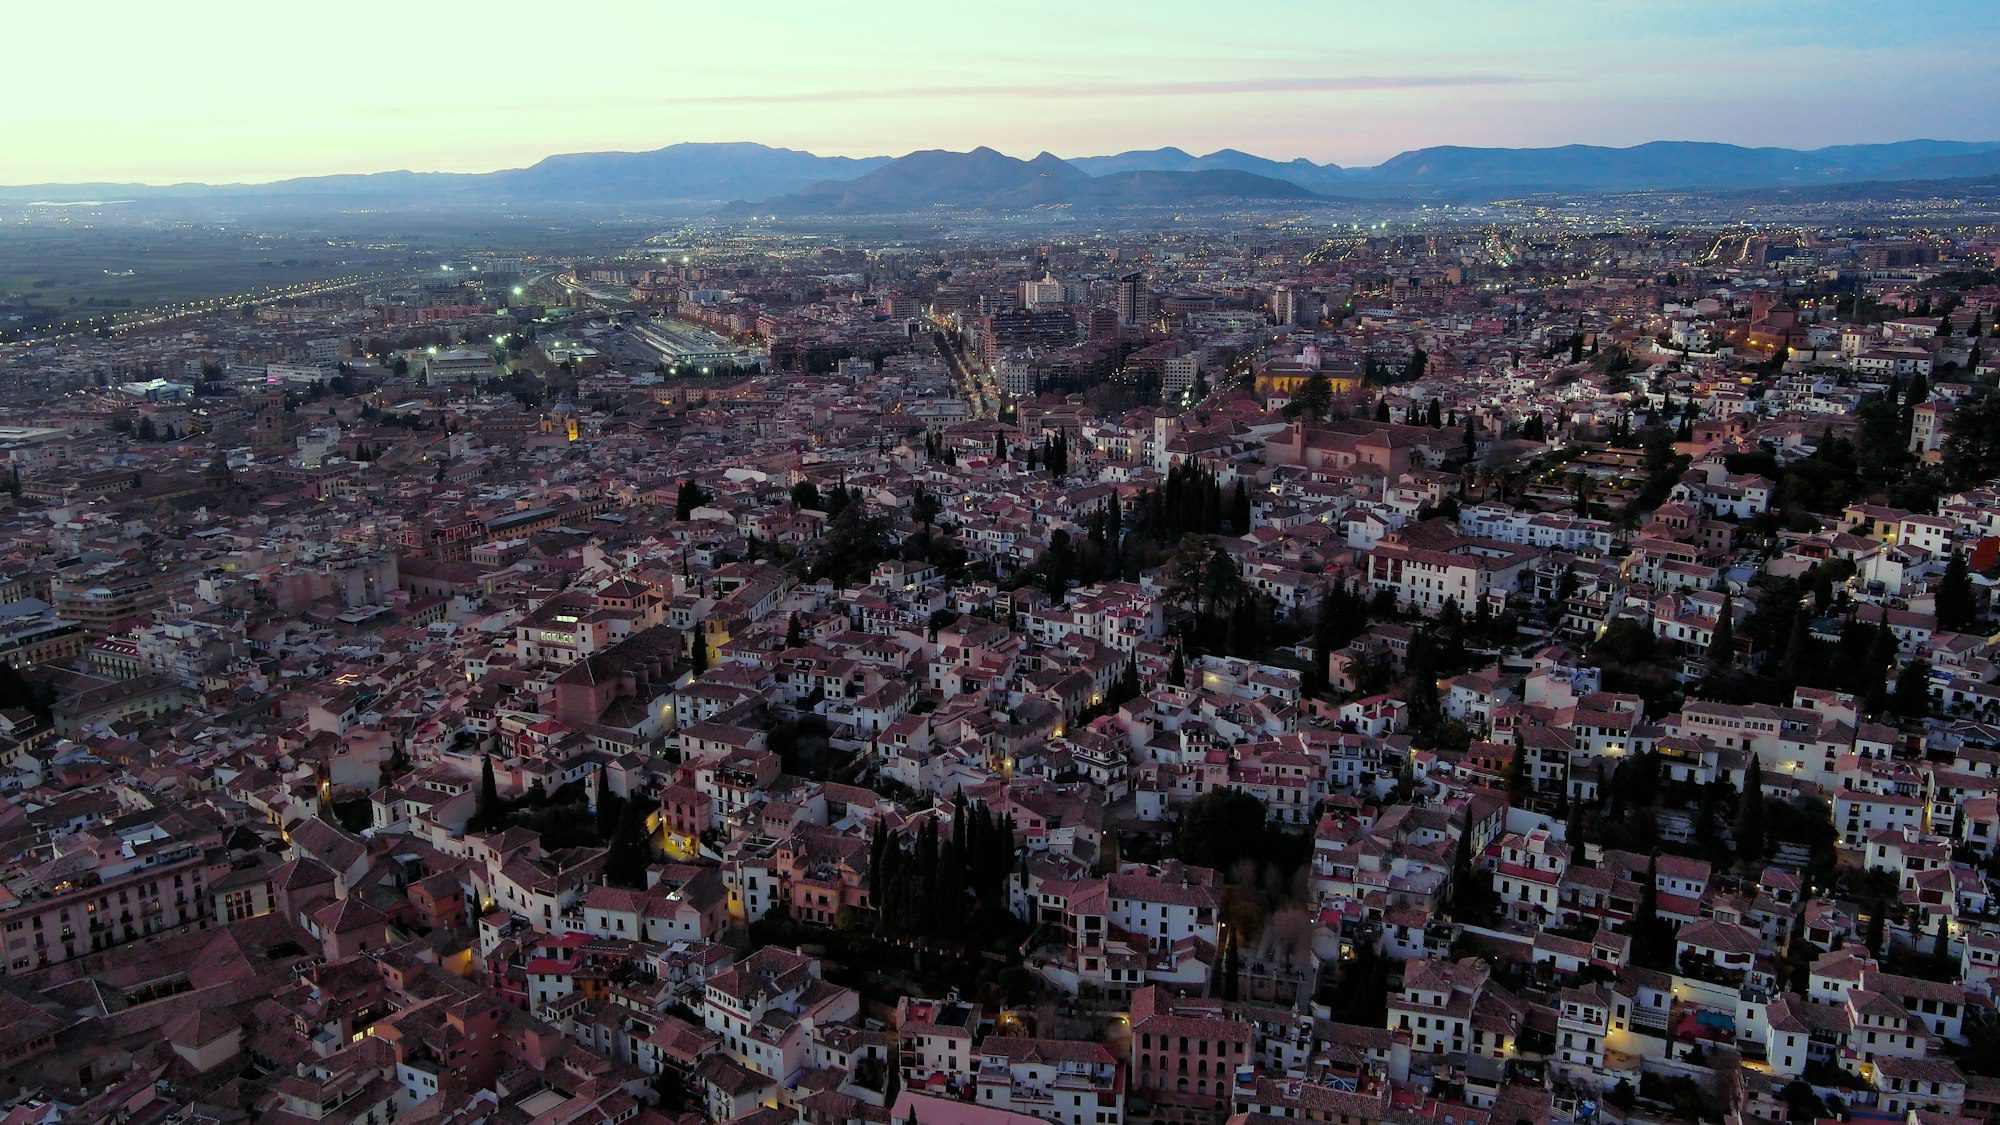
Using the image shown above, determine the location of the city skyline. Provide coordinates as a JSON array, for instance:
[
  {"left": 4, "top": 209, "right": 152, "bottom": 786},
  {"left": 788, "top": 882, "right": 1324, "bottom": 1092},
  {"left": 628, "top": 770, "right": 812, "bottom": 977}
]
[{"left": 8, "top": 0, "right": 1997, "bottom": 184}]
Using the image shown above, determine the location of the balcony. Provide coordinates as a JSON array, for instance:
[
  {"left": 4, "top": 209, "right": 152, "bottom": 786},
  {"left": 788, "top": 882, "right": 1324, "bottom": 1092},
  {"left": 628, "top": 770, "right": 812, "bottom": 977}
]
[{"left": 1009, "top": 1086, "right": 1056, "bottom": 1106}]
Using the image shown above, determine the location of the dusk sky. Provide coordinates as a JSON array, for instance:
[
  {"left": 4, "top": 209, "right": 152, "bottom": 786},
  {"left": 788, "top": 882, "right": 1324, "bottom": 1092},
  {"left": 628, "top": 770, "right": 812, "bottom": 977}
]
[{"left": 8, "top": 0, "right": 1997, "bottom": 185}]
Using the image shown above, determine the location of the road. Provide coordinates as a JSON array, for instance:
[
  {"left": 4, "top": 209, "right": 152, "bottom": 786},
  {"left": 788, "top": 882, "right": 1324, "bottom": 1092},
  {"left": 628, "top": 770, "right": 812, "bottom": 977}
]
[
  {"left": 550, "top": 271, "right": 634, "bottom": 307},
  {"left": 509, "top": 271, "right": 555, "bottom": 306},
  {"left": 930, "top": 327, "right": 997, "bottom": 418},
  {"left": 8, "top": 272, "right": 400, "bottom": 344}
]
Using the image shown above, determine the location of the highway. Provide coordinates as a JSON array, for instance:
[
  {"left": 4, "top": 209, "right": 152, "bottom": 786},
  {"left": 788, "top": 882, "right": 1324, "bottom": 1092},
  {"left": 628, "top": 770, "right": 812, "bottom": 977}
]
[
  {"left": 549, "top": 271, "right": 633, "bottom": 306},
  {"left": 7, "top": 272, "right": 401, "bottom": 344}
]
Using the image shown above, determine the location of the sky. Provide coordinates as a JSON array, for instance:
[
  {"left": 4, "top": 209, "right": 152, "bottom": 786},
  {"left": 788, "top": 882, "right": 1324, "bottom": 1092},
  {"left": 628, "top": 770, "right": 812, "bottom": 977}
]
[{"left": 5, "top": 0, "right": 1996, "bottom": 185}]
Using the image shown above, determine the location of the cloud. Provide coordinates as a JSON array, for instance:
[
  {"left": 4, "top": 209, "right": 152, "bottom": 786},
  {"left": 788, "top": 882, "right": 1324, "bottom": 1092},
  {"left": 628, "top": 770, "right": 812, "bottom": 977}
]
[{"left": 652, "top": 74, "right": 1541, "bottom": 107}]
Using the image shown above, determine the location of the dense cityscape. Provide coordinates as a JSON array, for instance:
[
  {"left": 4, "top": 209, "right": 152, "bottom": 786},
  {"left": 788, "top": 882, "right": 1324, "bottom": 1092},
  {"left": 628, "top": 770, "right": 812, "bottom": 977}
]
[
  {"left": 10, "top": 2, "right": 2000, "bottom": 1113},
  {"left": 0, "top": 193, "right": 1998, "bottom": 1124}
]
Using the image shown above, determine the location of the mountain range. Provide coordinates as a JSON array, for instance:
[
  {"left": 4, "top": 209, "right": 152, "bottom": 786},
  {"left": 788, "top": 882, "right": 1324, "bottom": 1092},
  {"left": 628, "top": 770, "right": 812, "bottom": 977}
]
[
  {"left": 7, "top": 139, "right": 2000, "bottom": 216},
  {"left": 723, "top": 147, "right": 1323, "bottom": 216}
]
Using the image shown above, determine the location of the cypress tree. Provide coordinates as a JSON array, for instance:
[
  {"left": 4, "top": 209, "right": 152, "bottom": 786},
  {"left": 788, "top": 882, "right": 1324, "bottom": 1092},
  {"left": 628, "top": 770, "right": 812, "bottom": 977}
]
[
  {"left": 1905, "top": 369, "right": 1930, "bottom": 408},
  {"left": 1938, "top": 552, "right": 1976, "bottom": 632},
  {"left": 1834, "top": 620, "right": 1873, "bottom": 692},
  {"left": 1697, "top": 782, "right": 1727, "bottom": 866},
  {"left": 1228, "top": 481, "right": 1252, "bottom": 534},
  {"left": 1505, "top": 743, "right": 1530, "bottom": 800},
  {"left": 1735, "top": 756, "right": 1766, "bottom": 862},
  {"left": 1892, "top": 659, "right": 1933, "bottom": 721},
  {"left": 873, "top": 836, "right": 903, "bottom": 935},
  {"left": 964, "top": 810, "right": 985, "bottom": 902},
  {"left": 1450, "top": 824, "right": 1489, "bottom": 922},
  {"left": 1778, "top": 608, "right": 1812, "bottom": 684},
  {"left": 1931, "top": 914, "right": 1956, "bottom": 982},
  {"left": 935, "top": 840, "right": 966, "bottom": 941},
  {"left": 1865, "top": 626, "right": 1899, "bottom": 713},
  {"left": 1116, "top": 655, "right": 1140, "bottom": 704},
  {"left": 1709, "top": 597, "right": 1735, "bottom": 668},
  {"left": 595, "top": 766, "right": 623, "bottom": 843},
  {"left": 604, "top": 797, "right": 653, "bottom": 888},
  {"left": 1635, "top": 858, "right": 1667, "bottom": 970},
  {"left": 476, "top": 753, "right": 501, "bottom": 832},
  {"left": 869, "top": 820, "right": 889, "bottom": 887},
  {"left": 998, "top": 815, "right": 1018, "bottom": 888}
]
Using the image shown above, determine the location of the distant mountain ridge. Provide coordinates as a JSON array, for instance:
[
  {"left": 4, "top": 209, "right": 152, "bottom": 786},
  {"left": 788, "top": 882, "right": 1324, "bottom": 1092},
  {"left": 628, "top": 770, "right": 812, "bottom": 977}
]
[
  {"left": 727, "top": 147, "right": 1318, "bottom": 216},
  {"left": 489, "top": 142, "right": 890, "bottom": 202},
  {"left": 735, "top": 147, "right": 1085, "bottom": 215},
  {"left": 6, "top": 138, "right": 2000, "bottom": 213},
  {"left": 1068, "top": 147, "right": 1347, "bottom": 194},
  {"left": 1351, "top": 139, "right": 2000, "bottom": 189},
  {"left": 0, "top": 142, "right": 892, "bottom": 206}
]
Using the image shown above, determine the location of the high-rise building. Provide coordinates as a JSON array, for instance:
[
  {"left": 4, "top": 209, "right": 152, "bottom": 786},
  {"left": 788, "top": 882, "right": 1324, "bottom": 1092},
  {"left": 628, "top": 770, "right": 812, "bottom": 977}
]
[
  {"left": 1274, "top": 284, "right": 1315, "bottom": 326},
  {"left": 1115, "top": 273, "right": 1151, "bottom": 326},
  {"left": 1163, "top": 353, "right": 1202, "bottom": 402}
]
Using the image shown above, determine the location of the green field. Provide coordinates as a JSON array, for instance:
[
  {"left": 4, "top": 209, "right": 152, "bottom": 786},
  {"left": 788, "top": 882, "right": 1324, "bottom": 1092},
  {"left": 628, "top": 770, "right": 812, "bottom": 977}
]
[
  {"left": 0, "top": 222, "right": 387, "bottom": 327},
  {"left": 0, "top": 210, "right": 663, "bottom": 334}
]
